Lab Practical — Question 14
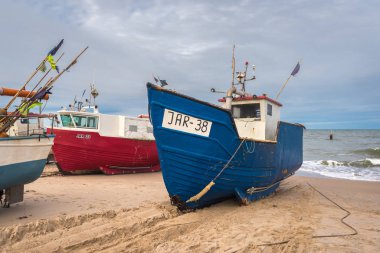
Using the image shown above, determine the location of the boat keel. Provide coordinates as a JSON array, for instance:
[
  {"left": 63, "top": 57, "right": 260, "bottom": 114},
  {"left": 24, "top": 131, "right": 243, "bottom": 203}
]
[
  {"left": 99, "top": 165, "right": 160, "bottom": 175},
  {"left": 234, "top": 183, "right": 280, "bottom": 205},
  {"left": 1, "top": 185, "right": 24, "bottom": 207}
]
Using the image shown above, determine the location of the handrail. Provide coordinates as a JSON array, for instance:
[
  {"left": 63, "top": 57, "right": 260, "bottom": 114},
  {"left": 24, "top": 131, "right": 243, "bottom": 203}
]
[{"left": 1, "top": 114, "right": 56, "bottom": 137}]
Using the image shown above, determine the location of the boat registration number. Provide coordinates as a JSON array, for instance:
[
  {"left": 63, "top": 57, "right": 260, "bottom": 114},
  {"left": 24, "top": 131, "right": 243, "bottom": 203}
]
[
  {"left": 76, "top": 134, "right": 91, "bottom": 139},
  {"left": 162, "top": 109, "right": 212, "bottom": 137}
]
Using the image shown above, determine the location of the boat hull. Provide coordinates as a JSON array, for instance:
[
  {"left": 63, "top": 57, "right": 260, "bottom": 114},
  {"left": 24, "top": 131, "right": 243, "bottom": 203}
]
[
  {"left": 147, "top": 83, "right": 303, "bottom": 209},
  {"left": 47, "top": 129, "right": 160, "bottom": 175},
  {"left": 0, "top": 135, "right": 54, "bottom": 189}
]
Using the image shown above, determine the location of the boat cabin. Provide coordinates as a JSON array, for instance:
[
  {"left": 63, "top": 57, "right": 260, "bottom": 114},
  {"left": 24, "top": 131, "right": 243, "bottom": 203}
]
[
  {"left": 55, "top": 106, "right": 155, "bottom": 140},
  {"left": 218, "top": 95, "right": 282, "bottom": 142},
  {"left": 8, "top": 114, "right": 45, "bottom": 136}
]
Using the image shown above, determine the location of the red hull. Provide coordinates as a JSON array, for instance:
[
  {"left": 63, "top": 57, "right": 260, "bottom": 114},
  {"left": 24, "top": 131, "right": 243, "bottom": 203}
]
[{"left": 47, "top": 128, "right": 160, "bottom": 175}]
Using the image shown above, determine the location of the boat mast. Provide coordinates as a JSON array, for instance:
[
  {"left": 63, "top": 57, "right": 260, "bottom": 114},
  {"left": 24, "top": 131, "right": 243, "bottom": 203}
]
[
  {"left": 225, "top": 45, "right": 237, "bottom": 110},
  {"left": 225, "top": 46, "right": 255, "bottom": 110},
  {"left": 231, "top": 45, "right": 236, "bottom": 90}
]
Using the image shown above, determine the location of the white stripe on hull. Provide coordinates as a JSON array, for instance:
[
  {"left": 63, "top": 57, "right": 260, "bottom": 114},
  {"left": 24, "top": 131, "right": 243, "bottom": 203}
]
[{"left": 0, "top": 137, "right": 54, "bottom": 166}]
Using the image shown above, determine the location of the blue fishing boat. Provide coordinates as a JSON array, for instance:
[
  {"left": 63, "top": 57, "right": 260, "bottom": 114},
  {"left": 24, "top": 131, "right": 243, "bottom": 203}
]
[{"left": 147, "top": 54, "right": 304, "bottom": 210}]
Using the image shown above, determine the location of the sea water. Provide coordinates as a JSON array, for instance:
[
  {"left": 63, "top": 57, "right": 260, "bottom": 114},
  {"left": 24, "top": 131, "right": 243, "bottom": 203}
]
[{"left": 296, "top": 130, "right": 380, "bottom": 181}]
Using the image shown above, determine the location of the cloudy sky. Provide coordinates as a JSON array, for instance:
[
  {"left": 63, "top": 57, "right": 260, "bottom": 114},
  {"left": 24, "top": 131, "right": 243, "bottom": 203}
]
[{"left": 1, "top": 0, "right": 379, "bottom": 129}]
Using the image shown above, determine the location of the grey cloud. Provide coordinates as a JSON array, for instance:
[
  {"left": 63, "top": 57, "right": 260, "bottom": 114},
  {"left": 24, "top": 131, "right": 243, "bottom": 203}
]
[{"left": 1, "top": 0, "right": 379, "bottom": 128}]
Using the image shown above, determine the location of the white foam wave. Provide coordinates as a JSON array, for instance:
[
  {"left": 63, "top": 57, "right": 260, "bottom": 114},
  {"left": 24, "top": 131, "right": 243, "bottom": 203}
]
[
  {"left": 366, "top": 158, "right": 380, "bottom": 166},
  {"left": 300, "top": 160, "right": 380, "bottom": 182}
]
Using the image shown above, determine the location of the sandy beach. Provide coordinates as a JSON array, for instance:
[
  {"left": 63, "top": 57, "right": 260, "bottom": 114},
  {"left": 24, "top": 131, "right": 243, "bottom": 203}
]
[{"left": 1, "top": 165, "right": 379, "bottom": 252}]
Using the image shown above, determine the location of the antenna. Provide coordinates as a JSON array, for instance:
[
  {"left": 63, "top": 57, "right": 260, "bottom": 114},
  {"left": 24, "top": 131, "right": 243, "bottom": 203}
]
[
  {"left": 78, "top": 89, "right": 86, "bottom": 110},
  {"left": 72, "top": 96, "right": 77, "bottom": 111},
  {"left": 242, "top": 61, "right": 248, "bottom": 92},
  {"left": 234, "top": 60, "right": 256, "bottom": 95},
  {"left": 231, "top": 45, "right": 235, "bottom": 89},
  {"left": 210, "top": 88, "right": 225, "bottom": 94},
  {"left": 90, "top": 84, "right": 99, "bottom": 105}
]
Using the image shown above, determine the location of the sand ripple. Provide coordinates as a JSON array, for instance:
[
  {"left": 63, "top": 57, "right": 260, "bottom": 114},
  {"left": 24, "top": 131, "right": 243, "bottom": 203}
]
[{"left": 1, "top": 179, "right": 379, "bottom": 252}]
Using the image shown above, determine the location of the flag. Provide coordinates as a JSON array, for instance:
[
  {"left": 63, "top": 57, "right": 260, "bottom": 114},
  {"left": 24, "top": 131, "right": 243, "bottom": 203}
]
[
  {"left": 47, "top": 39, "right": 64, "bottom": 56},
  {"left": 46, "top": 39, "right": 64, "bottom": 73},
  {"left": 291, "top": 62, "right": 300, "bottom": 76},
  {"left": 19, "top": 101, "right": 43, "bottom": 116},
  {"left": 159, "top": 79, "right": 168, "bottom": 87},
  {"left": 153, "top": 76, "right": 159, "bottom": 83},
  {"left": 65, "top": 59, "right": 77, "bottom": 72},
  {"left": 27, "top": 101, "right": 43, "bottom": 110},
  {"left": 31, "top": 87, "right": 52, "bottom": 101},
  {"left": 47, "top": 54, "right": 59, "bottom": 73},
  {"left": 38, "top": 62, "right": 47, "bottom": 72}
]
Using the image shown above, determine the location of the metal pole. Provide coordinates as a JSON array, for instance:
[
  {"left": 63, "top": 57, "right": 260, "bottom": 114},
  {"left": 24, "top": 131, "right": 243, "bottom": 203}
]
[
  {"left": 276, "top": 75, "right": 292, "bottom": 100},
  {"left": 231, "top": 45, "right": 235, "bottom": 88}
]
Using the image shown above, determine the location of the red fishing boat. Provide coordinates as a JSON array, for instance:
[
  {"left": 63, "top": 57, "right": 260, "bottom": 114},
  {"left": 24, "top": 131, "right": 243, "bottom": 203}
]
[{"left": 47, "top": 86, "right": 160, "bottom": 175}]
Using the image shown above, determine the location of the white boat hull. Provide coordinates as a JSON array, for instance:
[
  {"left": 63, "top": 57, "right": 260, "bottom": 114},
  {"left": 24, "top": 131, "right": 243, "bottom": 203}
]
[{"left": 0, "top": 135, "right": 54, "bottom": 190}]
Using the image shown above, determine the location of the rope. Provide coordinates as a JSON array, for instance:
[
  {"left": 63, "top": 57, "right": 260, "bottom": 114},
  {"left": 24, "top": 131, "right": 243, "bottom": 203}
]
[
  {"left": 243, "top": 140, "right": 255, "bottom": 154},
  {"left": 253, "top": 182, "right": 357, "bottom": 248},
  {"left": 41, "top": 99, "right": 48, "bottom": 112},
  {"left": 246, "top": 172, "right": 295, "bottom": 195},
  {"left": 186, "top": 138, "right": 247, "bottom": 203},
  {"left": 213, "top": 139, "right": 247, "bottom": 181},
  {"left": 246, "top": 181, "right": 281, "bottom": 194},
  {"left": 307, "top": 182, "right": 358, "bottom": 238}
]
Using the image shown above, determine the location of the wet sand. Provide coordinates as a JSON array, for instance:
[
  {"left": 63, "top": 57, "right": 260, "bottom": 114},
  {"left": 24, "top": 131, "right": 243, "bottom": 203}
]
[{"left": 1, "top": 165, "right": 379, "bottom": 252}]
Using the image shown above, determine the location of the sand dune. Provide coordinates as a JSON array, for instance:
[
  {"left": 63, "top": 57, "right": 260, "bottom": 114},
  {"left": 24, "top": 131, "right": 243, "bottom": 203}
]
[{"left": 0, "top": 167, "right": 379, "bottom": 252}]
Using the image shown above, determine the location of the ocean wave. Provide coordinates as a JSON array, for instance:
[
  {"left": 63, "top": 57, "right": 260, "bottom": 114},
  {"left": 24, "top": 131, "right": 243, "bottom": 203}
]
[
  {"left": 300, "top": 160, "right": 380, "bottom": 181},
  {"left": 353, "top": 148, "right": 380, "bottom": 158},
  {"left": 318, "top": 158, "right": 380, "bottom": 168}
]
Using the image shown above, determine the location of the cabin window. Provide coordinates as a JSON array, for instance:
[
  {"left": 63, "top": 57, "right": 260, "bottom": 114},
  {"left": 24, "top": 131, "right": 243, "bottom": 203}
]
[
  {"left": 19, "top": 118, "right": 38, "bottom": 124},
  {"left": 232, "top": 104, "right": 261, "bottom": 119},
  {"left": 147, "top": 126, "right": 153, "bottom": 133},
  {"left": 29, "top": 118, "right": 38, "bottom": 124},
  {"left": 86, "top": 117, "right": 98, "bottom": 128},
  {"left": 60, "top": 115, "right": 74, "bottom": 127},
  {"left": 129, "top": 125, "right": 138, "bottom": 132},
  {"left": 20, "top": 118, "right": 29, "bottom": 124},
  {"left": 61, "top": 115, "right": 98, "bottom": 128},
  {"left": 267, "top": 104, "right": 272, "bottom": 116},
  {"left": 73, "top": 116, "right": 87, "bottom": 128}
]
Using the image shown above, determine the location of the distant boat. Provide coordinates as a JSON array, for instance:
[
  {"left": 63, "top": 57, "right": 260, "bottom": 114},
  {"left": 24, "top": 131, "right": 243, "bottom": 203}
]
[
  {"left": 0, "top": 132, "right": 54, "bottom": 207},
  {"left": 147, "top": 56, "right": 304, "bottom": 210},
  {"left": 47, "top": 86, "right": 160, "bottom": 175},
  {"left": 0, "top": 41, "right": 86, "bottom": 206},
  {"left": 1, "top": 92, "right": 54, "bottom": 207}
]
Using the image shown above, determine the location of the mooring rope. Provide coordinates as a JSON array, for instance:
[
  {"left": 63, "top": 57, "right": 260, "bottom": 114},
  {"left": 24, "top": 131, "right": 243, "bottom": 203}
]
[
  {"left": 213, "top": 139, "right": 247, "bottom": 181},
  {"left": 253, "top": 182, "right": 357, "bottom": 247},
  {"left": 186, "top": 138, "right": 247, "bottom": 203},
  {"left": 243, "top": 140, "right": 255, "bottom": 154},
  {"left": 307, "top": 182, "right": 358, "bottom": 238}
]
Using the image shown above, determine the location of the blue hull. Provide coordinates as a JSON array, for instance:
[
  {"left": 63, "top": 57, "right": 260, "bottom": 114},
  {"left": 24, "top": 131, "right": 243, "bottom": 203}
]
[
  {"left": 147, "top": 83, "right": 303, "bottom": 209},
  {"left": 0, "top": 159, "right": 47, "bottom": 189}
]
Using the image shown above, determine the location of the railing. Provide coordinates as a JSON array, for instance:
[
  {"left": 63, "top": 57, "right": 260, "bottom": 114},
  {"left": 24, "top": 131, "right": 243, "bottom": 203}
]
[{"left": 0, "top": 114, "right": 56, "bottom": 137}]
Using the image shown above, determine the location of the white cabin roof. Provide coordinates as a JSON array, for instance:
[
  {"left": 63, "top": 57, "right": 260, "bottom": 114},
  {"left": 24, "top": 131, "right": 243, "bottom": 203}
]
[
  {"left": 56, "top": 108, "right": 154, "bottom": 140},
  {"left": 218, "top": 95, "right": 282, "bottom": 107},
  {"left": 218, "top": 95, "right": 282, "bottom": 142}
]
